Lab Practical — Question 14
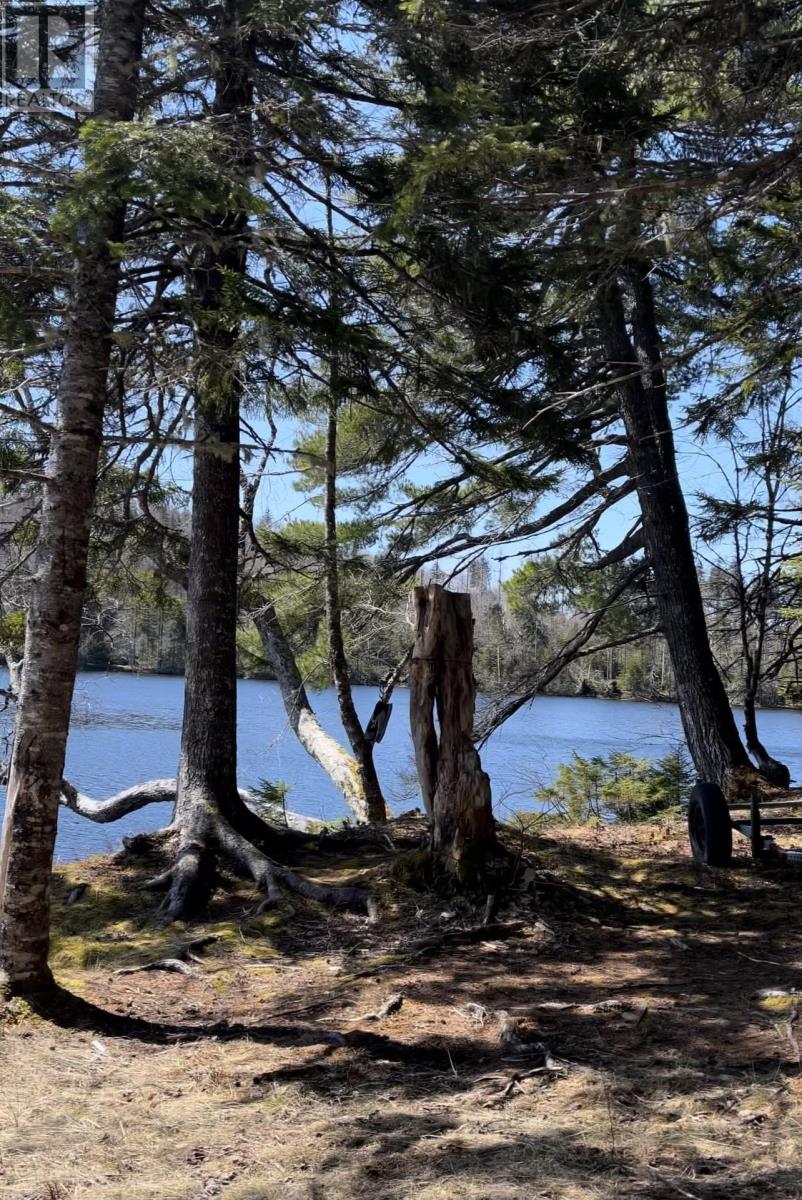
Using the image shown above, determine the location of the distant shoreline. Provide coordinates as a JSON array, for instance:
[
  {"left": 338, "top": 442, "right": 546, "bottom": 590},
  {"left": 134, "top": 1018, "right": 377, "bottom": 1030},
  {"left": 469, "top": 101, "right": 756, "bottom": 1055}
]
[{"left": 7, "top": 660, "right": 796, "bottom": 714}]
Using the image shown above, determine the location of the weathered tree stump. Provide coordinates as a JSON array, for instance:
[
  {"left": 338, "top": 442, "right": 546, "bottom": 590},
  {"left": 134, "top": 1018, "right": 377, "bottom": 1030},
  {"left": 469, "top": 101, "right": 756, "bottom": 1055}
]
[{"left": 410, "top": 585, "right": 496, "bottom": 888}]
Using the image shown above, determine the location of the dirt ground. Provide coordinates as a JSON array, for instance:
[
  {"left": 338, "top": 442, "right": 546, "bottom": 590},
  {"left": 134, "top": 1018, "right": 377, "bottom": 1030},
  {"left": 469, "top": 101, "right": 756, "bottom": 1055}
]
[{"left": 2, "top": 817, "right": 802, "bottom": 1200}]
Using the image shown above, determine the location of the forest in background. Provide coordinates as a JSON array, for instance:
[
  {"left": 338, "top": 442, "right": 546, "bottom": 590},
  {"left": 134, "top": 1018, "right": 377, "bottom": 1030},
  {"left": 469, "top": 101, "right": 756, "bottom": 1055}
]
[{"left": 17, "top": 550, "right": 802, "bottom": 708}]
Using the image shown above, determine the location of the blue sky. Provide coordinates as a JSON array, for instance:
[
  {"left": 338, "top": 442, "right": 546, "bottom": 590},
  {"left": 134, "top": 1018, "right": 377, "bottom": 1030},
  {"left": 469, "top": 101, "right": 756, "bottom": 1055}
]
[
  {"left": 159, "top": 397, "right": 741, "bottom": 584},
  {"left": 150, "top": 399, "right": 736, "bottom": 585}
]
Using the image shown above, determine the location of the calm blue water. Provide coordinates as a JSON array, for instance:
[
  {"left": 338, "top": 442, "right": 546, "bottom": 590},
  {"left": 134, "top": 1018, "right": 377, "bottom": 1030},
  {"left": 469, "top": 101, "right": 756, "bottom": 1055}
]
[{"left": 1, "top": 669, "right": 801, "bottom": 862}]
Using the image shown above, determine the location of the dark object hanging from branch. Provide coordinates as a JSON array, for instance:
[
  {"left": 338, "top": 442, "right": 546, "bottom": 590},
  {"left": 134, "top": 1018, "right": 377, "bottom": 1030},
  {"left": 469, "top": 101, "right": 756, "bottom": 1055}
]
[{"left": 365, "top": 699, "right": 393, "bottom": 745}]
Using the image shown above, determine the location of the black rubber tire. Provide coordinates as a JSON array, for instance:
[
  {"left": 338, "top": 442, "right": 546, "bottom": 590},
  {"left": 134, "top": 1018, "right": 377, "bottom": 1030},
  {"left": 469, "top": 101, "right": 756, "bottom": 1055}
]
[{"left": 687, "top": 782, "right": 733, "bottom": 867}]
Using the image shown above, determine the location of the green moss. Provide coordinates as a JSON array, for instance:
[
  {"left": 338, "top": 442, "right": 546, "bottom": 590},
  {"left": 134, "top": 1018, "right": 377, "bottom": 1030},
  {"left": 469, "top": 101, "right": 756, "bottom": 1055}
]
[
  {"left": 49, "top": 871, "right": 173, "bottom": 971},
  {"left": 391, "top": 848, "right": 432, "bottom": 889},
  {"left": 1, "top": 995, "right": 38, "bottom": 1027},
  {"left": 48, "top": 865, "right": 281, "bottom": 972},
  {"left": 754, "top": 990, "right": 802, "bottom": 1014},
  {"left": 211, "top": 971, "right": 234, "bottom": 996}
]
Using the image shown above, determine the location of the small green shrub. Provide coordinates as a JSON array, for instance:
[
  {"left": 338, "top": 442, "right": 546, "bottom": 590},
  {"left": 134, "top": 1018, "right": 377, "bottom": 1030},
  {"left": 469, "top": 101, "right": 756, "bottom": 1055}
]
[
  {"left": 534, "top": 744, "right": 694, "bottom": 824},
  {"left": 249, "top": 778, "right": 291, "bottom": 825}
]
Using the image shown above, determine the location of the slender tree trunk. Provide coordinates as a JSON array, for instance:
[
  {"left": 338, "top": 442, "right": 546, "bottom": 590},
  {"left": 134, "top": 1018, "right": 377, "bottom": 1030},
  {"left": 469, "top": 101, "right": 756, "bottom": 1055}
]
[
  {"left": 160, "top": 0, "right": 338, "bottom": 911},
  {"left": 0, "top": 0, "right": 147, "bottom": 994},
  {"left": 164, "top": 0, "right": 251, "bottom": 920},
  {"left": 411, "top": 585, "right": 495, "bottom": 888},
  {"left": 240, "top": 457, "right": 377, "bottom": 822},
  {"left": 739, "top": 450, "right": 790, "bottom": 786},
  {"left": 598, "top": 266, "right": 751, "bottom": 789},
  {"left": 167, "top": 399, "right": 242, "bottom": 917},
  {"left": 323, "top": 388, "right": 388, "bottom": 823}
]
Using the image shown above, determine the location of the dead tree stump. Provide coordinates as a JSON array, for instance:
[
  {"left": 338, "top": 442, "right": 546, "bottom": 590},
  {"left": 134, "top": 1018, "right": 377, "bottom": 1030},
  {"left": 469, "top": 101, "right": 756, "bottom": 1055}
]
[{"left": 410, "top": 585, "right": 496, "bottom": 888}]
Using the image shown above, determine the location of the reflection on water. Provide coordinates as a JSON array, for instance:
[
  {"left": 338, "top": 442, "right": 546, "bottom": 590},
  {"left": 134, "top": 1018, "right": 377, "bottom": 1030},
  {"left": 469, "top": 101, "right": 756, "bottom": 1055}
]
[{"left": 1, "top": 669, "right": 800, "bottom": 862}]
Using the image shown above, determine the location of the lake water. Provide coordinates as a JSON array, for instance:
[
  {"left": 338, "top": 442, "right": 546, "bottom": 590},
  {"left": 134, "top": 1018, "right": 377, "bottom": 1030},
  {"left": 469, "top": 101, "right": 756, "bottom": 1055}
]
[{"left": 1, "top": 669, "right": 801, "bottom": 862}]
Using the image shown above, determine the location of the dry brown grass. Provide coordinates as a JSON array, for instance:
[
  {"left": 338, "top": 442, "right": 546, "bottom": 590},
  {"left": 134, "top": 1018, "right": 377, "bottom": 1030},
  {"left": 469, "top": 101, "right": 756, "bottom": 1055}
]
[{"left": 3, "top": 820, "right": 802, "bottom": 1199}]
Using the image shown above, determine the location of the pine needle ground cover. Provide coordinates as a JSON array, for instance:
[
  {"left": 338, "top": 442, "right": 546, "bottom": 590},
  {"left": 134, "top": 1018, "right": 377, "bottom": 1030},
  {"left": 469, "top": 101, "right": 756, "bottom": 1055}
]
[{"left": 2, "top": 820, "right": 802, "bottom": 1200}]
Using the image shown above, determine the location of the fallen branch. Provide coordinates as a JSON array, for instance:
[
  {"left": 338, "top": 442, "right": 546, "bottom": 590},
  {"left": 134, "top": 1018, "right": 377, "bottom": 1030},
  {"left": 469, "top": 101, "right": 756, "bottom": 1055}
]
[
  {"left": 460, "top": 1001, "right": 491, "bottom": 1026},
  {"left": 347, "top": 992, "right": 404, "bottom": 1022},
  {"left": 480, "top": 1061, "right": 568, "bottom": 1107},
  {"left": 646, "top": 1169, "right": 702, "bottom": 1200},
  {"left": 409, "top": 921, "right": 526, "bottom": 960},
  {"left": 114, "top": 958, "right": 197, "bottom": 977}
]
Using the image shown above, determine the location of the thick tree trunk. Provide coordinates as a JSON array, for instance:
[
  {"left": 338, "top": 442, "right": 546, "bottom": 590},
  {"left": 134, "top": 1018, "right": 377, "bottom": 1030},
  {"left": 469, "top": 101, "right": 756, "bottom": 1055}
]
[
  {"left": 165, "top": 0, "right": 251, "bottom": 920},
  {"left": 410, "top": 585, "right": 495, "bottom": 888},
  {"left": 323, "top": 389, "right": 387, "bottom": 824},
  {"left": 598, "top": 268, "right": 751, "bottom": 789},
  {"left": 168, "top": 397, "right": 242, "bottom": 918},
  {"left": 252, "top": 603, "right": 375, "bottom": 822},
  {"left": 0, "top": 0, "right": 147, "bottom": 994}
]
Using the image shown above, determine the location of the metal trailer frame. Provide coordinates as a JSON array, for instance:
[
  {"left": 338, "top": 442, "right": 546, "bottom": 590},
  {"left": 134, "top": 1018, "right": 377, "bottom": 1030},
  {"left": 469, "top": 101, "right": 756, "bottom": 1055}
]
[{"left": 688, "top": 782, "right": 802, "bottom": 866}]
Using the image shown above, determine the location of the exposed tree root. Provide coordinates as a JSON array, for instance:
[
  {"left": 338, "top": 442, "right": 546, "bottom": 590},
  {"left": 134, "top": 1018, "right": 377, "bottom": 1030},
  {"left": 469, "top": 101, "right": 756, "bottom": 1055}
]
[
  {"left": 119, "top": 827, "right": 175, "bottom": 859},
  {"left": 214, "top": 817, "right": 370, "bottom": 912},
  {"left": 137, "top": 865, "right": 178, "bottom": 892},
  {"left": 137, "top": 811, "right": 371, "bottom": 919},
  {"left": 0, "top": 763, "right": 373, "bottom": 919},
  {"left": 408, "top": 920, "right": 526, "bottom": 961}
]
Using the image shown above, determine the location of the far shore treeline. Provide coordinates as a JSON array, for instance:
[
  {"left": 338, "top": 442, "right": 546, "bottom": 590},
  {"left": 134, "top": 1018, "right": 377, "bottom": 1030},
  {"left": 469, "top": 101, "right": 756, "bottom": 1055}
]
[{"left": 36, "top": 556, "right": 802, "bottom": 709}]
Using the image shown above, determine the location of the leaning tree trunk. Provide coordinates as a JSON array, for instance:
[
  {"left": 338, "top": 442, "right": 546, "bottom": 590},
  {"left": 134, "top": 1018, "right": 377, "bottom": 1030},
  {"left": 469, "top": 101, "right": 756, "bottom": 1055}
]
[
  {"left": 252, "top": 602, "right": 376, "bottom": 822},
  {"left": 0, "top": 0, "right": 147, "bottom": 994},
  {"left": 598, "top": 266, "right": 751, "bottom": 790},
  {"left": 410, "top": 585, "right": 495, "bottom": 888}
]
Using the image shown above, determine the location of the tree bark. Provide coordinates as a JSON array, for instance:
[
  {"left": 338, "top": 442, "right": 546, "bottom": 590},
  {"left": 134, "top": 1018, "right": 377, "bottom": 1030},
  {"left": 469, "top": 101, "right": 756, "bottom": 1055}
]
[
  {"left": 252, "top": 602, "right": 375, "bottom": 822},
  {"left": 410, "top": 585, "right": 495, "bottom": 888},
  {"left": 597, "top": 266, "right": 751, "bottom": 788},
  {"left": 0, "top": 0, "right": 147, "bottom": 994},
  {"left": 165, "top": 0, "right": 252, "bottom": 920}
]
